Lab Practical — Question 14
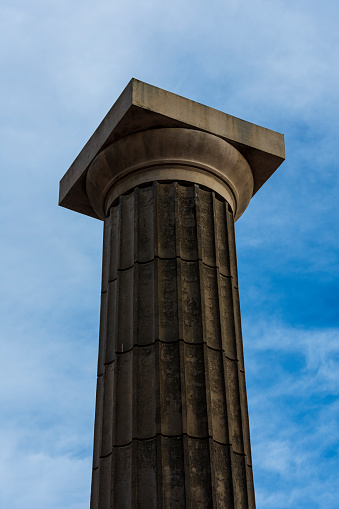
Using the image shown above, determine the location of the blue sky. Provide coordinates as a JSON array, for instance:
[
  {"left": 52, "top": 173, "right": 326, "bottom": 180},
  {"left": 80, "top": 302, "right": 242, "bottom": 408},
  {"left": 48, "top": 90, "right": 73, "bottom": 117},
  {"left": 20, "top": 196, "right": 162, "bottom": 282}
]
[{"left": 1, "top": 0, "right": 338, "bottom": 507}]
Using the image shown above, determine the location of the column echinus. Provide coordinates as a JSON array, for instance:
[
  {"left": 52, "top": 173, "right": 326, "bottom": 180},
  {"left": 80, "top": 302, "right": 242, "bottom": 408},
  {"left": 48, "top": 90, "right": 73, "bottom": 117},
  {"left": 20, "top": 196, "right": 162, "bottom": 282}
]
[{"left": 59, "top": 79, "right": 285, "bottom": 509}]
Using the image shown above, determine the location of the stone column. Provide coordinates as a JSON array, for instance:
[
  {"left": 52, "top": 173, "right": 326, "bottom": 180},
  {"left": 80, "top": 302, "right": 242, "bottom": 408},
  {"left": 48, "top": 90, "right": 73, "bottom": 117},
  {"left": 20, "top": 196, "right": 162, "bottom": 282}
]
[
  {"left": 87, "top": 129, "right": 255, "bottom": 508},
  {"left": 58, "top": 79, "right": 285, "bottom": 509}
]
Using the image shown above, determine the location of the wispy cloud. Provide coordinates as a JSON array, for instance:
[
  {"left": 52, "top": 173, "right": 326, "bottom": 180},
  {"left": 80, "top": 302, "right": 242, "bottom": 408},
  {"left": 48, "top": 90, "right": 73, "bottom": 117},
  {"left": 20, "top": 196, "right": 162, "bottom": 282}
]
[
  {"left": 243, "top": 323, "right": 339, "bottom": 508},
  {"left": 1, "top": 0, "right": 338, "bottom": 506}
]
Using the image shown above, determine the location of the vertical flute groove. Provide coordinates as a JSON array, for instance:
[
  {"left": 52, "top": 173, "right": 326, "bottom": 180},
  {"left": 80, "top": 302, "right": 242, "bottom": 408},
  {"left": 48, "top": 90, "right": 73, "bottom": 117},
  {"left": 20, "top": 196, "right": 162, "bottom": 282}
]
[{"left": 91, "top": 181, "right": 255, "bottom": 508}]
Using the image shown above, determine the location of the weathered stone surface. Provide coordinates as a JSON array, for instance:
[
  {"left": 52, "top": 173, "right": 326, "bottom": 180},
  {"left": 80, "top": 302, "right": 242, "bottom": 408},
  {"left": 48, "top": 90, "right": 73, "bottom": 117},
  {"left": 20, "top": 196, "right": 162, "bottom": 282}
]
[
  {"left": 86, "top": 128, "right": 254, "bottom": 221},
  {"left": 136, "top": 184, "right": 155, "bottom": 262},
  {"left": 59, "top": 79, "right": 285, "bottom": 220},
  {"left": 219, "top": 275, "right": 238, "bottom": 360},
  {"left": 156, "top": 182, "right": 177, "bottom": 259},
  {"left": 184, "top": 437, "right": 213, "bottom": 507},
  {"left": 97, "top": 454, "right": 112, "bottom": 509},
  {"left": 119, "top": 190, "right": 135, "bottom": 270},
  {"left": 92, "top": 437, "right": 254, "bottom": 508},
  {"left": 104, "top": 181, "right": 241, "bottom": 271},
  {"left": 204, "top": 346, "right": 230, "bottom": 445},
  {"left": 97, "top": 292, "right": 108, "bottom": 376},
  {"left": 134, "top": 262, "right": 156, "bottom": 345},
  {"left": 196, "top": 187, "right": 217, "bottom": 267},
  {"left": 209, "top": 440, "right": 234, "bottom": 508},
  {"left": 113, "top": 444, "right": 132, "bottom": 508},
  {"left": 92, "top": 373, "right": 104, "bottom": 470},
  {"left": 100, "top": 361, "right": 115, "bottom": 457},
  {"left": 60, "top": 83, "right": 286, "bottom": 508},
  {"left": 178, "top": 260, "right": 203, "bottom": 343},
  {"left": 230, "top": 452, "right": 249, "bottom": 508},
  {"left": 114, "top": 351, "right": 133, "bottom": 446},
  {"left": 246, "top": 465, "right": 256, "bottom": 509},
  {"left": 176, "top": 183, "right": 198, "bottom": 261},
  {"left": 90, "top": 182, "right": 255, "bottom": 507},
  {"left": 105, "top": 280, "right": 117, "bottom": 365},
  {"left": 213, "top": 195, "right": 232, "bottom": 277},
  {"left": 158, "top": 342, "right": 182, "bottom": 436},
  {"left": 159, "top": 436, "right": 186, "bottom": 507}
]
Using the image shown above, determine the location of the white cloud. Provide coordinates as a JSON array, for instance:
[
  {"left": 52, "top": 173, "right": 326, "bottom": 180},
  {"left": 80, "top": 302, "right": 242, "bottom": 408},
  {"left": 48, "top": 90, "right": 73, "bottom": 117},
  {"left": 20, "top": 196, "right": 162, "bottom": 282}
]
[
  {"left": 1, "top": 0, "right": 339, "bottom": 506},
  {"left": 242, "top": 323, "right": 339, "bottom": 507}
]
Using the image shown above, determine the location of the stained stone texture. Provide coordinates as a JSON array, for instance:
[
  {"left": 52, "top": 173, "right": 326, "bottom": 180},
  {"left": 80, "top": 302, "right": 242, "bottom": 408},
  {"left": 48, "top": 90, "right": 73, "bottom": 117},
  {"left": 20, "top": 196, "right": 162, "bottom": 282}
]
[
  {"left": 59, "top": 79, "right": 285, "bottom": 220},
  {"left": 59, "top": 81, "right": 285, "bottom": 508},
  {"left": 91, "top": 181, "right": 255, "bottom": 508}
]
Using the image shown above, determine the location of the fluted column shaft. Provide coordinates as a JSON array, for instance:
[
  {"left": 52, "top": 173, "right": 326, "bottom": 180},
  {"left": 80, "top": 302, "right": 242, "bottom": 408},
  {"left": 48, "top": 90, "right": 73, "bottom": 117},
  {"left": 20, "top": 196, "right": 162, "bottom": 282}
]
[{"left": 90, "top": 181, "right": 255, "bottom": 508}]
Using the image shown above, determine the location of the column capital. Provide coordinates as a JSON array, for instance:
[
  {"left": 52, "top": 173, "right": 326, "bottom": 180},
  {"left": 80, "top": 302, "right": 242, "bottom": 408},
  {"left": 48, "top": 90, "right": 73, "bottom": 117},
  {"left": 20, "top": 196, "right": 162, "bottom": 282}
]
[
  {"left": 86, "top": 128, "right": 253, "bottom": 221},
  {"left": 59, "top": 78, "right": 285, "bottom": 220}
]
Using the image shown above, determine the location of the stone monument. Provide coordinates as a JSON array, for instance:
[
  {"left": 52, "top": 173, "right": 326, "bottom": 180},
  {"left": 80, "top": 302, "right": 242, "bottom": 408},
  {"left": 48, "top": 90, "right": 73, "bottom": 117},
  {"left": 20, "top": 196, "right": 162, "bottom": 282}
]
[{"left": 59, "top": 79, "right": 285, "bottom": 508}]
